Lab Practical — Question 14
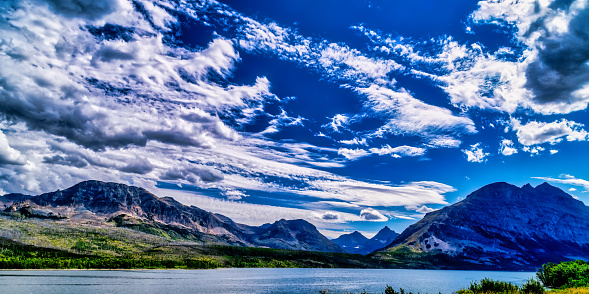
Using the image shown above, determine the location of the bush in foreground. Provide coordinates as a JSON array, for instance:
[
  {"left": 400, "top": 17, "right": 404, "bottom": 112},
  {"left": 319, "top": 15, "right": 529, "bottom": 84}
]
[
  {"left": 538, "top": 260, "right": 589, "bottom": 289},
  {"left": 456, "top": 278, "right": 545, "bottom": 294}
]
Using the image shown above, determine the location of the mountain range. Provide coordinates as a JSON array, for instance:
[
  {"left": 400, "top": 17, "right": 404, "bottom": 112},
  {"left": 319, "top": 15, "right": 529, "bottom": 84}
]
[
  {"left": 381, "top": 182, "right": 589, "bottom": 270},
  {"left": 333, "top": 226, "right": 399, "bottom": 255},
  {"left": 0, "top": 180, "right": 344, "bottom": 253},
  {"left": 2, "top": 180, "right": 589, "bottom": 270}
]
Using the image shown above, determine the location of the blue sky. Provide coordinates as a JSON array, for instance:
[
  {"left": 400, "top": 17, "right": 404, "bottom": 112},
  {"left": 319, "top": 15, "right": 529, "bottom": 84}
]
[{"left": 1, "top": 0, "right": 589, "bottom": 237}]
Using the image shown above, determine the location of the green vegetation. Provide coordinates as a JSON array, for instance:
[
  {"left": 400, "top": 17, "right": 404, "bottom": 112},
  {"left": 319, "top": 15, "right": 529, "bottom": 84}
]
[
  {"left": 0, "top": 215, "right": 400, "bottom": 269},
  {"left": 455, "top": 278, "right": 543, "bottom": 294},
  {"left": 538, "top": 261, "right": 589, "bottom": 289},
  {"left": 454, "top": 260, "right": 589, "bottom": 294}
]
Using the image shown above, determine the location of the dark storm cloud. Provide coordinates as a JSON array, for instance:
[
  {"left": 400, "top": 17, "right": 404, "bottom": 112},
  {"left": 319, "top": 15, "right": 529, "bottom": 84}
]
[
  {"left": 120, "top": 158, "right": 154, "bottom": 174},
  {"left": 525, "top": 6, "right": 589, "bottom": 105},
  {"left": 161, "top": 165, "right": 224, "bottom": 183},
  {"left": 42, "top": 0, "right": 119, "bottom": 20},
  {"left": 43, "top": 154, "right": 88, "bottom": 168},
  {"left": 0, "top": 88, "right": 148, "bottom": 151},
  {"left": 321, "top": 212, "right": 339, "bottom": 220}
]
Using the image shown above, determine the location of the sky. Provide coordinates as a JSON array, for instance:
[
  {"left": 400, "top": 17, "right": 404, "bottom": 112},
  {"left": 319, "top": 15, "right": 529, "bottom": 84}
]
[{"left": 1, "top": 0, "right": 589, "bottom": 238}]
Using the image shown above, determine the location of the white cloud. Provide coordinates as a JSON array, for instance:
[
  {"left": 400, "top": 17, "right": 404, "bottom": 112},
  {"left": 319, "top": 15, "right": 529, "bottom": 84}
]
[
  {"left": 260, "top": 109, "right": 304, "bottom": 135},
  {"left": 415, "top": 205, "right": 436, "bottom": 214},
  {"left": 512, "top": 118, "right": 589, "bottom": 146},
  {"left": 499, "top": 139, "right": 518, "bottom": 156},
  {"left": 0, "top": 130, "right": 25, "bottom": 166},
  {"left": 358, "top": 85, "right": 477, "bottom": 142},
  {"left": 338, "top": 148, "right": 370, "bottom": 160},
  {"left": 340, "top": 138, "right": 368, "bottom": 146},
  {"left": 359, "top": 208, "right": 388, "bottom": 222},
  {"left": 550, "top": 149, "right": 559, "bottom": 155},
  {"left": 369, "top": 145, "right": 426, "bottom": 158},
  {"left": 569, "top": 187, "right": 577, "bottom": 192},
  {"left": 462, "top": 143, "right": 489, "bottom": 163},
  {"left": 325, "top": 114, "right": 350, "bottom": 132},
  {"left": 522, "top": 146, "right": 545, "bottom": 156},
  {"left": 532, "top": 174, "right": 589, "bottom": 191},
  {"left": 301, "top": 180, "right": 453, "bottom": 208}
]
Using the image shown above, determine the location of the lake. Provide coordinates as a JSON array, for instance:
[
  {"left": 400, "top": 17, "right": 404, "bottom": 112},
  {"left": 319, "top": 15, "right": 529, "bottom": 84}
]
[{"left": 0, "top": 268, "right": 535, "bottom": 294}]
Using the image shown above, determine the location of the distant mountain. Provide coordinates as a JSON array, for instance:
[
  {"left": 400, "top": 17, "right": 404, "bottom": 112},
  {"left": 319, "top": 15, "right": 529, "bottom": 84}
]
[
  {"left": 360, "top": 226, "right": 399, "bottom": 254},
  {"left": 0, "top": 180, "right": 344, "bottom": 253},
  {"left": 381, "top": 182, "right": 589, "bottom": 270},
  {"left": 334, "top": 227, "right": 399, "bottom": 255},
  {"left": 253, "top": 219, "right": 345, "bottom": 253},
  {"left": 333, "top": 231, "right": 369, "bottom": 253}
]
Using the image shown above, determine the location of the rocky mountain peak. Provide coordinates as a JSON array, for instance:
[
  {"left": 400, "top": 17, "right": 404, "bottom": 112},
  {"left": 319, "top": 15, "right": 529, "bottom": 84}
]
[{"left": 383, "top": 181, "right": 589, "bottom": 270}]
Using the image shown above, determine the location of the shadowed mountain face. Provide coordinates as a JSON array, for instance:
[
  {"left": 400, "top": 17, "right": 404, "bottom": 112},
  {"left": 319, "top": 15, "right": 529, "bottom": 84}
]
[
  {"left": 0, "top": 180, "right": 344, "bottom": 253},
  {"left": 383, "top": 182, "right": 589, "bottom": 270},
  {"left": 333, "top": 231, "right": 369, "bottom": 253},
  {"left": 334, "top": 227, "right": 399, "bottom": 255}
]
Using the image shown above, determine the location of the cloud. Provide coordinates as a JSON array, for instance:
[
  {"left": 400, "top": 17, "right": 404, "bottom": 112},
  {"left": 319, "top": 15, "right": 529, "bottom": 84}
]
[
  {"left": 41, "top": 0, "right": 123, "bottom": 20},
  {"left": 0, "top": 130, "right": 25, "bottom": 166},
  {"left": 360, "top": 208, "right": 388, "bottom": 222},
  {"left": 338, "top": 148, "right": 370, "bottom": 160},
  {"left": 43, "top": 154, "right": 88, "bottom": 168},
  {"left": 302, "top": 180, "right": 453, "bottom": 208},
  {"left": 358, "top": 85, "right": 477, "bottom": 143},
  {"left": 325, "top": 114, "right": 350, "bottom": 133},
  {"left": 470, "top": 0, "right": 589, "bottom": 114},
  {"left": 161, "top": 165, "right": 224, "bottom": 184},
  {"left": 512, "top": 118, "right": 588, "bottom": 146},
  {"left": 523, "top": 146, "right": 545, "bottom": 156},
  {"left": 260, "top": 109, "right": 304, "bottom": 135},
  {"left": 369, "top": 145, "right": 426, "bottom": 158},
  {"left": 533, "top": 174, "right": 589, "bottom": 191},
  {"left": 462, "top": 143, "right": 489, "bottom": 163},
  {"left": 120, "top": 157, "right": 154, "bottom": 175},
  {"left": 415, "top": 205, "right": 436, "bottom": 214},
  {"left": 499, "top": 139, "right": 518, "bottom": 156},
  {"left": 340, "top": 138, "right": 368, "bottom": 146},
  {"left": 317, "top": 212, "right": 341, "bottom": 221}
]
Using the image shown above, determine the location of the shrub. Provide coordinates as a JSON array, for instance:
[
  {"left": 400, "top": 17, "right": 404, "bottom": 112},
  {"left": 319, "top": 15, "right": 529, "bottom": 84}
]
[
  {"left": 468, "top": 278, "right": 519, "bottom": 293},
  {"left": 521, "top": 278, "right": 545, "bottom": 294},
  {"left": 537, "top": 260, "right": 589, "bottom": 289}
]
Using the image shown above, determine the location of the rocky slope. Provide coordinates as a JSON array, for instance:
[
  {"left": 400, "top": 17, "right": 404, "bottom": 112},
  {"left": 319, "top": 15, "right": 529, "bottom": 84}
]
[
  {"left": 0, "top": 180, "right": 344, "bottom": 253},
  {"left": 334, "top": 227, "right": 399, "bottom": 255},
  {"left": 382, "top": 182, "right": 589, "bottom": 270}
]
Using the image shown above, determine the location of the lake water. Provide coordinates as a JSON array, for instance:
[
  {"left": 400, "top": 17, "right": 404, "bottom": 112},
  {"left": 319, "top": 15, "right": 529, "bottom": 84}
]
[{"left": 0, "top": 268, "right": 535, "bottom": 294}]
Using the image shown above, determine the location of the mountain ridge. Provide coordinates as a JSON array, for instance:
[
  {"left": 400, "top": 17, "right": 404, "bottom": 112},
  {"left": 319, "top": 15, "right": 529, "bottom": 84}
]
[
  {"left": 334, "top": 226, "right": 399, "bottom": 255},
  {"left": 0, "top": 180, "right": 345, "bottom": 253}
]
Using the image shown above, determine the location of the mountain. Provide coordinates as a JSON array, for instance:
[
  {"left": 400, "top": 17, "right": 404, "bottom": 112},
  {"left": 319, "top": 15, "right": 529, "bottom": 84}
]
[
  {"left": 333, "top": 231, "right": 369, "bottom": 253},
  {"left": 360, "top": 226, "right": 399, "bottom": 254},
  {"left": 381, "top": 182, "right": 589, "bottom": 270},
  {"left": 333, "top": 227, "right": 399, "bottom": 255},
  {"left": 252, "top": 219, "right": 345, "bottom": 252},
  {"left": 0, "top": 180, "right": 344, "bottom": 253}
]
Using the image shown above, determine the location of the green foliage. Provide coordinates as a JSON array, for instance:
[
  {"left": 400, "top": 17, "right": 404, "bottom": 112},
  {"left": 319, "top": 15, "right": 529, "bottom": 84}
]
[
  {"left": 521, "top": 279, "right": 545, "bottom": 294},
  {"left": 468, "top": 278, "right": 520, "bottom": 293},
  {"left": 537, "top": 260, "right": 589, "bottom": 289}
]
